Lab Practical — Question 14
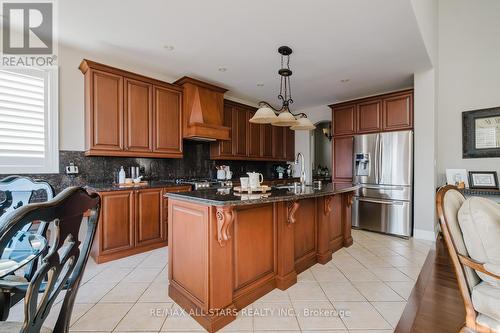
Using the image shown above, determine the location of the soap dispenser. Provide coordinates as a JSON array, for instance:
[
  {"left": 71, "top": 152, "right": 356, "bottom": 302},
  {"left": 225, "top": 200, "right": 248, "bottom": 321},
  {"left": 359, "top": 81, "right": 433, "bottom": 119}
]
[{"left": 118, "top": 166, "right": 126, "bottom": 184}]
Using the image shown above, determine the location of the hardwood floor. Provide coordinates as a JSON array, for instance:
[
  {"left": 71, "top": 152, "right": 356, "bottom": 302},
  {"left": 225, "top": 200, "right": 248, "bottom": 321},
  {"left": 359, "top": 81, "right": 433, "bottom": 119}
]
[{"left": 395, "top": 235, "right": 466, "bottom": 333}]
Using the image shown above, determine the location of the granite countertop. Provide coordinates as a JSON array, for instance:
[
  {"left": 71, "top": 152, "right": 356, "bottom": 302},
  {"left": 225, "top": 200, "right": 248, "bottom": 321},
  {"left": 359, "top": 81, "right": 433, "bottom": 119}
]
[
  {"left": 85, "top": 181, "right": 190, "bottom": 192},
  {"left": 166, "top": 183, "right": 359, "bottom": 206}
]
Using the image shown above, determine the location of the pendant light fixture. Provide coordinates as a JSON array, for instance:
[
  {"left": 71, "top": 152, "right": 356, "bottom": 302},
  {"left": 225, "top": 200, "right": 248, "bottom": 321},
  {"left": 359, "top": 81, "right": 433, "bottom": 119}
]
[{"left": 249, "top": 46, "right": 315, "bottom": 131}]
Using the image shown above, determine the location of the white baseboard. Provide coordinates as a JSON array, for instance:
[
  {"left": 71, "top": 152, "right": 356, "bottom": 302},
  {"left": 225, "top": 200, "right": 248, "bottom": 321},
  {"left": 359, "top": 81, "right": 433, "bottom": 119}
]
[{"left": 413, "top": 228, "right": 436, "bottom": 241}]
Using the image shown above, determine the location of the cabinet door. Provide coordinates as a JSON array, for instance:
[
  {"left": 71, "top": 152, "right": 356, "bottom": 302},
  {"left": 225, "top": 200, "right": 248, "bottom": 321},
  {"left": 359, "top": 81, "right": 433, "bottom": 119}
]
[
  {"left": 124, "top": 78, "right": 152, "bottom": 152},
  {"left": 261, "top": 124, "right": 274, "bottom": 159},
  {"left": 153, "top": 85, "right": 182, "bottom": 155},
  {"left": 285, "top": 127, "right": 295, "bottom": 161},
  {"left": 382, "top": 93, "right": 413, "bottom": 130},
  {"left": 332, "top": 104, "right": 355, "bottom": 135},
  {"left": 357, "top": 99, "right": 381, "bottom": 133},
  {"left": 220, "top": 104, "right": 234, "bottom": 156},
  {"left": 90, "top": 70, "right": 123, "bottom": 151},
  {"left": 248, "top": 109, "right": 261, "bottom": 158},
  {"left": 99, "top": 191, "right": 134, "bottom": 254},
  {"left": 272, "top": 126, "right": 285, "bottom": 160},
  {"left": 135, "top": 188, "right": 163, "bottom": 246},
  {"left": 333, "top": 136, "right": 353, "bottom": 182},
  {"left": 233, "top": 107, "right": 248, "bottom": 157}
]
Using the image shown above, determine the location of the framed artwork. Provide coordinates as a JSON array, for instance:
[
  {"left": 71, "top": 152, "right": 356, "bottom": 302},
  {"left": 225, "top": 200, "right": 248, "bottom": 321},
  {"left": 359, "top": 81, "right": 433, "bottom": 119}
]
[
  {"left": 446, "top": 169, "right": 469, "bottom": 188},
  {"left": 462, "top": 107, "right": 500, "bottom": 158},
  {"left": 468, "top": 171, "right": 499, "bottom": 190}
]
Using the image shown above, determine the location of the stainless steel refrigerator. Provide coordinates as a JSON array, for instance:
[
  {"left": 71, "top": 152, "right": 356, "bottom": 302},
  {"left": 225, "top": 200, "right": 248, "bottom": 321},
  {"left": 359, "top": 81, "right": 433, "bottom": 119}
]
[{"left": 352, "top": 130, "right": 413, "bottom": 238}]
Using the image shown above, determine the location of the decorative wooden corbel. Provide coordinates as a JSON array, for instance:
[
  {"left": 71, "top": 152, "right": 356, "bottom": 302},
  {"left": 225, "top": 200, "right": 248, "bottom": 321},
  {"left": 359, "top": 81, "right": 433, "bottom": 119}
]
[
  {"left": 287, "top": 201, "right": 299, "bottom": 226},
  {"left": 216, "top": 206, "right": 234, "bottom": 247},
  {"left": 324, "top": 196, "right": 333, "bottom": 215},
  {"left": 346, "top": 192, "right": 355, "bottom": 208}
]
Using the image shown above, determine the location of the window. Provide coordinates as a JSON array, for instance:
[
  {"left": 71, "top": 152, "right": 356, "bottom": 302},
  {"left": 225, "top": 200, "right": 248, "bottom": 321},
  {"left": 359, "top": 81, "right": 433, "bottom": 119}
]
[{"left": 0, "top": 67, "right": 58, "bottom": 174}]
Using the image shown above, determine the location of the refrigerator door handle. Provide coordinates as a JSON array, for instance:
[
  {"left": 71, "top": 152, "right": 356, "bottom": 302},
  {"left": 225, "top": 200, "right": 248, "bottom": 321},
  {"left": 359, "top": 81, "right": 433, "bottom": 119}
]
[
  {"left": 362, "top": 185, "right": 405, "bottom": 191},
  {"left": 374, "top": 134, "right": 380, "bottom": 184},
  {"left": 378, "top": 134, "right": 383, "bottom": 184},
  {"left": 356, "top": 197, "right": 404, "bottom": 205}
]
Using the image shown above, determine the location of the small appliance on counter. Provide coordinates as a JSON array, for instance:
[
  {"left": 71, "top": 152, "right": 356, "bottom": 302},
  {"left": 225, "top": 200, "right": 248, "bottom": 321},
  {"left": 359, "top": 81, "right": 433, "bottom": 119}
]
[{"left": 273, "top": 164, "right": 292, "bottom": 179}]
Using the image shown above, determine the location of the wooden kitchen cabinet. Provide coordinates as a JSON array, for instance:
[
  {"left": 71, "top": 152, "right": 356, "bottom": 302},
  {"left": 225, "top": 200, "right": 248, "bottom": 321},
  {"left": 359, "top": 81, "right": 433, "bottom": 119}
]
[
  {"left": 233, "top": 105, "right": 248, "bottom": 157},
  {"left": 248, "top": 109, "right": 261, "bottom": 158},
  {"left": 124, "top": 78, "right": 153, "bottom": 152},
  {"left": 332, "top": 136, "right": 354, "bottom": 182},
  {"left": 332, "top": 104, "right": 356, "bottom": 135},
  {"left": 261, "top": 124, "right": 274, "bottom": 159},
  {"left": 135, "top": 188, "right": 163, "bottom": 247},
  {"left": 382, "top": 92, "right": 413, "bottom": 130},
  {"left": 87, "top": 70, "right": 124, "bottom": 152},
  {"left": 272, "top": 126, "right": 285, "bottom": 160},
  {"left": 91, "top": 185, "right": 191, "bottom": 263},
  {"left": 153, "top": 85, "right": 183, "bottom": 156},
  {"left": 80, "top": 59, "right": 183, "bottom": 158},
  {"left": 95, "top": 190, "right": 135, "bottom": 256},
  {"left": 357, "top": 99, "right": 382, "bottom": 133},
  {"left": 285, "top": 127, "right": 295, "bottom": 161}
]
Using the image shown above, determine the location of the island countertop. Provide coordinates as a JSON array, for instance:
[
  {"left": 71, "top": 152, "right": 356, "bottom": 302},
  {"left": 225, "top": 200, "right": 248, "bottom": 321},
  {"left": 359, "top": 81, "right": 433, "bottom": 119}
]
[{"left": 166, "top": 183, "right": 359, "bottom": 206}]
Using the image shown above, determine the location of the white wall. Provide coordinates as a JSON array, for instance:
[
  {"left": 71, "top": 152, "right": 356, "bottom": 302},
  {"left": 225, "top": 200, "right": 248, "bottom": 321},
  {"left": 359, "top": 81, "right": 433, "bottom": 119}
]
[
  {"left": 58, "top": 44, "right": 254, "bottom": 151},
  {"left": 437, "top": 0, "right": 500, "bottom": 181}
]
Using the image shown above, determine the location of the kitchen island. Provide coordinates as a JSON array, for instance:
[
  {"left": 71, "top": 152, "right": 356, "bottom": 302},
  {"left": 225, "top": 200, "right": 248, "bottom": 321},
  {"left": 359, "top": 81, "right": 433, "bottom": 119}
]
[{"left": 166, "top": 183, "right": 358, "bottom": 332}]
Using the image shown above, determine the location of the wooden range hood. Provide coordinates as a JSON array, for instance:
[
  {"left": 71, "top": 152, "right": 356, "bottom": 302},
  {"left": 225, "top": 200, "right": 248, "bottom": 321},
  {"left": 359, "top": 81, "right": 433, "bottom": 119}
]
[{"left": 174, "top": 76, "right": 230, "bottom": 141}]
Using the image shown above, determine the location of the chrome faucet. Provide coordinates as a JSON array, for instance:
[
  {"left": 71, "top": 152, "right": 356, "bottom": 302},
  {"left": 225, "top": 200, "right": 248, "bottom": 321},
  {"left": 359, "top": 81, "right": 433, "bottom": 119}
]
[{"left": 295, "top": 152, "right": 306, "bottom": 187}]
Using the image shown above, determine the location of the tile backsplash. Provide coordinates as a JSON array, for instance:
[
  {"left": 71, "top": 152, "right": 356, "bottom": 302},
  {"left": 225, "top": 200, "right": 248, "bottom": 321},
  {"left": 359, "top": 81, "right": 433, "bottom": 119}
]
[{"left": 0, "top": 141, "right": 284, "bottom": 193}]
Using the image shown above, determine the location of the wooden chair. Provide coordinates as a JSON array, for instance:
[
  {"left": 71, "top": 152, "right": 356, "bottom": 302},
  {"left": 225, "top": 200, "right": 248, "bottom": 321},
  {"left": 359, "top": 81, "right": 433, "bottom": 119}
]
[
  {"left": 0, "top": 187, "right": 100, "bottom": 333},
  {"left": 436, "top": 185, "right": 500, "bottom": 333}
]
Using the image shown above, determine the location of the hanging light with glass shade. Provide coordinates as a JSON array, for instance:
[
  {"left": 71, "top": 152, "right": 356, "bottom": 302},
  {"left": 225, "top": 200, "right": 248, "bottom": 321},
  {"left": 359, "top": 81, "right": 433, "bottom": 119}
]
[{"left": 249, "top": 46, "right": 316, "bottom": 131}]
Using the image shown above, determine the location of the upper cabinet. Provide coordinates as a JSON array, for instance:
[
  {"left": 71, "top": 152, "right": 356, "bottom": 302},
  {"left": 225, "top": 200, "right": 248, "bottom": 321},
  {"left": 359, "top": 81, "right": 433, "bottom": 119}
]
[
  {"left": 80, "top": 59, "right": 183, "bottom": 158},
  {"left": 332, "top": 104, "right": 356, "bottom": 135},
  {"left": 330, "top": 89, "right": 413, "bottom": 136},
  {"left": 210, "top": 100, "right": 295, "bottom": 162},
  {"left": 382, "top": 91, "right": 413, "bottom": 130}
]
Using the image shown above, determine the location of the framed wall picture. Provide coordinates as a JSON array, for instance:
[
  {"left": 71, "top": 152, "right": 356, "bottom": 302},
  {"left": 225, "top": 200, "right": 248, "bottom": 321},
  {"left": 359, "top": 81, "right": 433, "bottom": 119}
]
[
  {"left": 462, "top": 107, "right": 500, "bottom": 158},
  {"left": 468, "top": 171, "right": 499, "bottom": 189},
  {"left": 446, "top": 169, "right": 469, "bottom": 188}
]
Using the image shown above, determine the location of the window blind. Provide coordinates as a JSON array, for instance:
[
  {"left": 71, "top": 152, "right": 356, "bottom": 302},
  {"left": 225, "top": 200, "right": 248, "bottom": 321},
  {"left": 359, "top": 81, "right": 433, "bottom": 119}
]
[{"left": 0, "top": 69, "right": 45, "bottom": 159}]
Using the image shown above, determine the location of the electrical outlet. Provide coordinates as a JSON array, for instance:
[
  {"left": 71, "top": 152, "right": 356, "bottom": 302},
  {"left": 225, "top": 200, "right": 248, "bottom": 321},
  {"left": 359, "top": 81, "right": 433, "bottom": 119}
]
[{"left": 65, "top": 162, "right": 79, "bottom": 175}]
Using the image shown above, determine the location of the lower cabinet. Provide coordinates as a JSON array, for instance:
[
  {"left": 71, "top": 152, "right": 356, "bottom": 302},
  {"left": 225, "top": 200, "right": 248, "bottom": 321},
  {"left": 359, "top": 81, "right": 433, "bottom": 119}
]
[{"left": 91, "top": 185, "right": 191, "bottom": 263}]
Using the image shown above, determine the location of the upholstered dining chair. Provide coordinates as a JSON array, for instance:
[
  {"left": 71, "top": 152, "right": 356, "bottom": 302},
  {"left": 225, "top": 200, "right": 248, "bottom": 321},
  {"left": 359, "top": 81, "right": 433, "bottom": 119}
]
[
  {"left": 0, "top": 187, "right": 100, "bottom": 333},
  {"left": 436, "top": 185, "right": 500, "bottom": 333}
]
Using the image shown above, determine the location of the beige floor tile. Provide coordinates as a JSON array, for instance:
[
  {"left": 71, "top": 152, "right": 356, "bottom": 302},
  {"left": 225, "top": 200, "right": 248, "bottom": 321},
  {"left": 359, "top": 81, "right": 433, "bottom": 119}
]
[
  {"left": 292, "top": 301, "right": 346, "bottom": 330},
  {"left": 385, "top": 281, "right": 415, "bottom": 300},
  {"left": 122, "top": 267, "right": 163, "bottom": 283},
  {"left": 337, "top": 268, "right": 380, "bottom": 282},
  {"left": 161, "top": 304, "right": 205, "bottom": 331},
  {"left": 139, "top": 253, "right": 168, "bottom": 268},
  {"left": 71, "top": 303, "right": 133, "bottom": 331},
  {"left": 69, "top": 303, "right": 95, "bottom": 325},
  {"left": 397, "top": 265, "right": 423, "bottom": 280},
  {"left": 370, "top": 268, "right": 411, "bottom": 282},
  {"left": 220, "top": 305, "right": 253, "bottom": 331},
  {"left": 252, "top": 302, "right": 300, "bottom": 331},
  {"left": 319, "top": 282, "right": 366, "bottom": 302},
  {"left": 139, "top": 282, "right": 173, "bottom": 302},
  {"left": 310, "top": 264, "right": 348, "bottom": 283},
  {"left": 331, "top": 258, "right": 365, "bottom": 271},
  {"left": 380, "top": 254, "right": 414, "bottom": 267},
  {"left": 89, "top": 267, "right": 133, "bottom": 283},
  {"left": 75, "top": 281, "right": 118, "bottom": 303},
  {"left": 255, "top": 288, "right": 290, "bottom": 303},
  {"left": 352, "top": 281, "right": 404, "bottom": 301},
  {"left": 332, "top": 301, "right": 391, "bottom": 330},
  {"left": 372, "top": 301, "right": 407, "bottom": 327},
  {"left": 344, "top": 330, "right": 392, "bottom": 333},
  {"left": 115, "top": 302, "right": 173, "bottom": 331},
  {"left": 287, "top": 282, "right": 328, "bottom": 301},
  {"left": 100, "top": 282, "right": 149, "bottom": 303},
  {"left": 356, "top": 256, "right": 393, "bottom": 269},
  {"left": 108, "top": 253, "right": 149, "bottom": 268},
  {"left": 297, "top": 269, "right": 316, "bottom": 282}
]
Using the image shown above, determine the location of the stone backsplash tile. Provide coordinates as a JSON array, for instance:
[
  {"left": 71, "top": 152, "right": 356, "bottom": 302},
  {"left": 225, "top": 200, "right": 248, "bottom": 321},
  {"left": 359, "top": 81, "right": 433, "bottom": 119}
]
[{"left": 0, "top": 141, "right": 284, "bottom": 193}]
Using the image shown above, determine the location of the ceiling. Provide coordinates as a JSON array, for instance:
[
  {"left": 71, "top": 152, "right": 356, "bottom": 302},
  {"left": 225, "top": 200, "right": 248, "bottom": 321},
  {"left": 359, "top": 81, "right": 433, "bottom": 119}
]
[{"left": 59, "top": 0, "right": 431, "bottom": 110}]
